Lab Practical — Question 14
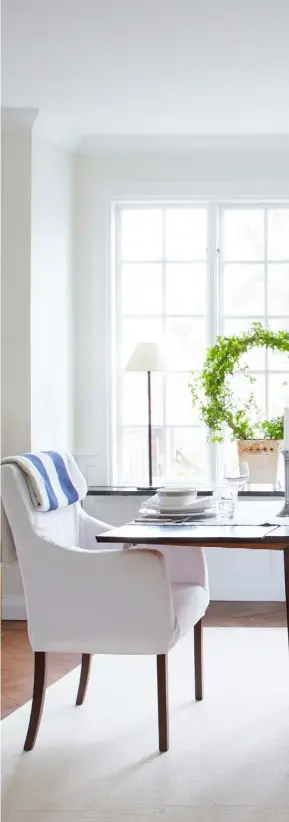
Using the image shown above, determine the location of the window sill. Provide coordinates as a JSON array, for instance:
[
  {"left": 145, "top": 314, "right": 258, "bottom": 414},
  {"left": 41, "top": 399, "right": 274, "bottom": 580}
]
[{"left": 87, "top": 486, "right": 285, "bottom": 498}]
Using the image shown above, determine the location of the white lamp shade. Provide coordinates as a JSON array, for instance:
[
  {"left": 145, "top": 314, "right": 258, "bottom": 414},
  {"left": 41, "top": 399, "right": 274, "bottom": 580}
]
[{"left": 125, "top": 342, "right": 166, "bottom": 372}]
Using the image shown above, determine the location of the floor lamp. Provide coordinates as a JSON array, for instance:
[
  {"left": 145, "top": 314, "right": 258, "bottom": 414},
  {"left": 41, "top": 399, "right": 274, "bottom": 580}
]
[{"left": 125, "top": 342, "right": 166, "bottom": 488}]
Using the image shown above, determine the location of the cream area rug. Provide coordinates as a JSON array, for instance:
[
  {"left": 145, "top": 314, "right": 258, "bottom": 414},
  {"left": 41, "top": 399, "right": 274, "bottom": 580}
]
[{"left": 2, "top": 629, "right": 289, "bottom": 822}]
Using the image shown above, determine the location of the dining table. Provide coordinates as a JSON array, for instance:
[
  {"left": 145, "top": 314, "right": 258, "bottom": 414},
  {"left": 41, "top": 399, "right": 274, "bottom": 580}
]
[{"left": 96, "top": 500, "right": 289, "bottom": 645}]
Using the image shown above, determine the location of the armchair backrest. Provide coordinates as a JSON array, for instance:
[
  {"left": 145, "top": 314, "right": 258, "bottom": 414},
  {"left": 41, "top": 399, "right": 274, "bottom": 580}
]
[
  {"left": 1, "top": 463, "right": 81, "bottom": 624},
  {"left": 1, "top": 463, "right": 80, "bottom": 553}
]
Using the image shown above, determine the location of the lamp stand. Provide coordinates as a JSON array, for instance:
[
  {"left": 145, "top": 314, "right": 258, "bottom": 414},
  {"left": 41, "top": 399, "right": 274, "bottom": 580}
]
[
  {"left": 136, "top": 370, "right": 153, "bottom": 491},
  {"left": 147, "top": 370, "right": 153, "bottom": 486}
]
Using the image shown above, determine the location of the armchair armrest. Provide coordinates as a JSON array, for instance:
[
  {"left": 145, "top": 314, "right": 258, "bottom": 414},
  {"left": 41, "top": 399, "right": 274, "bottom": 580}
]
[
  {"left": 27, "top": 539, "right": 176, "bottom": 655},
  {"left": 79, "top": 507, "right": 117, "bottom": 550}
]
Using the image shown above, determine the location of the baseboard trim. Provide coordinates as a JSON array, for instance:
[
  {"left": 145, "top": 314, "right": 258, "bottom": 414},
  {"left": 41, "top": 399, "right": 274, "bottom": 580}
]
[
  {"left": 210, "top": 590, "right": 285, "bottom": 602},
  {"left": 1, "top": 590, "right": 285, "bottom": 621},
  {"left": 2, "top": 595, "right": 27, "bottom": 619}
]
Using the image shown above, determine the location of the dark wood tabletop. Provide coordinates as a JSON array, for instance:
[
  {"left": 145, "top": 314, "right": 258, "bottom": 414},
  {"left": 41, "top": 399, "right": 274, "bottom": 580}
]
[
  {"left": 96, "top": 503, "right": 289, "bottom": 639},
  {"left": 97, "top": 522, "right": 289, "bottom": 549},
  {"left": 96, "top": 501, "right": 289, "bottom": 549},
  {"left": 96, "top": 502, "right": 289, "bottom": 639}
]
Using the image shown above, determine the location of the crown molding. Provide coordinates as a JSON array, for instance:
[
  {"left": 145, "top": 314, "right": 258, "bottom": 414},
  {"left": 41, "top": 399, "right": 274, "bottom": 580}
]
[
  {"left": 79, "top": 133, "right": 289, "bottom": 157},
  {"left": 1, "top": 106, "right": 39, "bottom": 133}
]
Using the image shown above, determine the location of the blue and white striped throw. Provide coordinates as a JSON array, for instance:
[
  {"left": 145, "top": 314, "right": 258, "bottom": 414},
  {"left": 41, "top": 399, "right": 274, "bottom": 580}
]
[{"left": 1, "top": 451, "right": 87, "bottom": 512}]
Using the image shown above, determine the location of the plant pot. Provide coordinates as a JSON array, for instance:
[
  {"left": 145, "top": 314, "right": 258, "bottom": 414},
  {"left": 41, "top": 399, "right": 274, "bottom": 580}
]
[{"left": 237, "top": 439, "right": 281, "bottom": 487}]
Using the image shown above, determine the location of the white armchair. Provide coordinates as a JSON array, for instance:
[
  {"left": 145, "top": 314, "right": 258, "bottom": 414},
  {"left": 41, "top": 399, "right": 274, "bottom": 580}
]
[{"left": 1, "top": 460, "right": 209, "bottom": 754}]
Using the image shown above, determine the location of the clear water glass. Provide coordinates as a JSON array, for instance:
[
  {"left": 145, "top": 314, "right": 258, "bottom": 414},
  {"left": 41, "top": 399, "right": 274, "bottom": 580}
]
[
  {"left": 223, "top": 461, "right": 249, "bottom": 490},
  {"left": 213, "top": 485, "right": 238, "bottom": 519}
]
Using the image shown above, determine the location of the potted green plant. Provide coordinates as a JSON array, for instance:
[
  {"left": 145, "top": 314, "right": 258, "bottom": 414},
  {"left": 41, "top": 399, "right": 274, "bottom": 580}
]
[
  {"left": 237, "top": 417, "right": 284, "bottom": 486},
  {"left": 189, "top": 322, "right": 289, "bottom": 486}
]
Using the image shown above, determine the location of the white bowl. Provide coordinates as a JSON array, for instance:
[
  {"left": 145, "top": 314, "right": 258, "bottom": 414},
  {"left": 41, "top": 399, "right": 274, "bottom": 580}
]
[{"left": 156, "top": 486, "right": 197, "bottom": 510}]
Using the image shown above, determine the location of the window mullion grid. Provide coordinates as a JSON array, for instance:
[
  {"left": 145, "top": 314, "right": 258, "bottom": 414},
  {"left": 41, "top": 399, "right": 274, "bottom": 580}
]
[
  {"left": 162, "top": 207, "right": 168, "bottom": 481},
  {"left": 115, "top": 207, "right": 125, "bottom": 483},
  {"left": 208, "top": 202, "right": 219, "bottom": 483},
  {"left": 264, "top": 207, "right": 269, "bottom": 419},
  {"left": 115, "top": 200, "right": 289, "bottom": 487}
]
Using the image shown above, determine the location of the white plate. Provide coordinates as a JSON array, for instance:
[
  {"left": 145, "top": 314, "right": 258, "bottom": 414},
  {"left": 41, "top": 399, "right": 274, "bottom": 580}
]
[
  {"left": 138, "top": 508, "right": 216, "bottom": 521},
  {"left": 146, "top": 495, "right": 213, "bottom": 514}
]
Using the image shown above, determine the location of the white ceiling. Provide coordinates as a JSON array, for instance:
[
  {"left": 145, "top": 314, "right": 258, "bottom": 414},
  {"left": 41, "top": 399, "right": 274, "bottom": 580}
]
[{"left": 2, "top": 0, "right": 289, "bottom": 148}]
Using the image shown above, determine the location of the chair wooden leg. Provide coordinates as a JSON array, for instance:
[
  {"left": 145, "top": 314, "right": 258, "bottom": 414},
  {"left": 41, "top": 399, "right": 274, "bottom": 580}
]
[
  {"left": 76, "top": 654, "right": 91, "bottom": 706},
  {"left": 24, "top": 652, "right": 47, "bottom": 751},
  {"left": 194, "top": 618, "right": 203, "bottom": 701},
  {"left": 156, "top": 654, "right": 169, "bottom": 752}
]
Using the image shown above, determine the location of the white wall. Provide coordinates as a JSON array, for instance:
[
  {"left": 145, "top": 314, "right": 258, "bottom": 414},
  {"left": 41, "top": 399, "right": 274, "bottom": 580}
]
[
  {"left": 1, "top": 117, "right": 34, "bottom": 609},
  {"left": 1, "top": 122, "right": 74, "bottom": 616},
  {"left": 84, "top": 494, "right": 285, "bottom": 601},
  {"left": 73, "top": 143, "right": 289, "bottom": 600},
  {"left": 73, "top": 157, "right": 112, "bottom": 486},
  {"left": 31, "top": 136, "right": 73, "bottom": 451},
  {"left": 77, "top": 140, "right": 289, "bottom": 185},
  {"left": 73, "top": 145, "right": 289, "bottom": 484},
  {"left": 2, "top": 138, "right": 288, "bottom": 611},
  {"left": 1, "top": 123, "right": 32, "bottom": 457}
]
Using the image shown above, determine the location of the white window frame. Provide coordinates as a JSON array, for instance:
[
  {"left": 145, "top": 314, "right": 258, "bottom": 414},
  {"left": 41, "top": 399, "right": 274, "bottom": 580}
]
[
  {"left": 110, "top": 199, "right": 289, "bottom": 486},
  {"left": 218, "top": 203, "right": 289, "bottom": 423}
]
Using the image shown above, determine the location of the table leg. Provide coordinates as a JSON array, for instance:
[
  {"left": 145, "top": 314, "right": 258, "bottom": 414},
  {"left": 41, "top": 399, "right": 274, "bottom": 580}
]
[
  {"left": 156, "top": 654, "right": 169, "bottom": 752},
  {"left": 284, "top": 550, "right": 289, "bottom": 650},
  {"left": 194, "top": 618, "right": 203, "bottom": 701}
]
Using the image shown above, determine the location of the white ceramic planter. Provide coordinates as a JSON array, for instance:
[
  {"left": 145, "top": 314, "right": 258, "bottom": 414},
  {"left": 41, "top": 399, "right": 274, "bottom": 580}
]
[{"left": 237, "top": 439, "right": 281, "bottom": 488}]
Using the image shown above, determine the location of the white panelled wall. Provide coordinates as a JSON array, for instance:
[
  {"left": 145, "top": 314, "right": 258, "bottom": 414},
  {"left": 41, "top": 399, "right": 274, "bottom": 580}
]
[
  {"left": 31, "top": 135, "right": 73, "bottom": 451},
  {"left": 2, "top": 134, "right": 289, "bottom": 615},
  {"left": 73, "top": 146, "right": 289, "bottom": 486},
  {"left": 83, "top": 494, "right": 285, "bottom": 603},
  {"left": 1, "top": 111, "right": 34, "bottom": 459},
  {"left": 1, "top": 110, "right": 74, "bottom": 615},
  {"left": 73, "top": 143, "right": 289, "bottom": 607},
  {"left": 1, "top": 111, "right": 34, "bottom": 612}
]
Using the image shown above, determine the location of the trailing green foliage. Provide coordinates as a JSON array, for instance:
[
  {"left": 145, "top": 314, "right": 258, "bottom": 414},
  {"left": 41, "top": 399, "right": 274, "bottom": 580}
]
[
  {"left": 261, "top": 416, "right": 284, "bottom": 440},
  {"left": 189, "top": 322, "right": 289, "bottom": 441}
]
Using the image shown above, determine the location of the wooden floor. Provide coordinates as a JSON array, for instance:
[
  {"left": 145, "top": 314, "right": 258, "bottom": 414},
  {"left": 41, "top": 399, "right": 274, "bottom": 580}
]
[{"left": 1, "top": 601, "right": 286, "bottom": 719}]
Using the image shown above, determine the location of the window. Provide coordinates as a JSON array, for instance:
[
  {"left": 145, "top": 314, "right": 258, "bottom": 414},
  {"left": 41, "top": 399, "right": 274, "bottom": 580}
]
[{"left": 112, "top": 203, "right": 289, "bottom": 485}]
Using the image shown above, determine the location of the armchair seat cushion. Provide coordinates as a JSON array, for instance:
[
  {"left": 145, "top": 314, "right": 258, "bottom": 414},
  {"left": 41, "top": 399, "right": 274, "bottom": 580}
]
[{"left": 170, "top": 583, "right": 209, "bottom": 647}]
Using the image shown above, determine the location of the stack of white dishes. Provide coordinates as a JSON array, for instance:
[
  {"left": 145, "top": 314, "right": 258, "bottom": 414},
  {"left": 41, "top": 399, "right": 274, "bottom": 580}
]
[
  {"left": 139, "top": 486, "right": 214, "bottom": 521},
  {"left": 156, "top": 486, "right": 197, "bottom": 510}
]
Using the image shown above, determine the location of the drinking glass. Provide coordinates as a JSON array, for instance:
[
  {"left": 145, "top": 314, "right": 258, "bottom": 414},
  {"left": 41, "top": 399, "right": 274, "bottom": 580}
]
[
  {"left": 224, "top": 461, "right": 249, "bottom": 490},
  {"left": 213, "top": 485, "right": 238, "bottom": 519}
]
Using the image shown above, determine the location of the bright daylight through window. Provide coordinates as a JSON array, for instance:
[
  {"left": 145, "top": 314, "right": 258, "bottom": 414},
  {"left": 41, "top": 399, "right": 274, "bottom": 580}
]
[{"left": 112, "top": 204, "right": 289, "bottom": 486}]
